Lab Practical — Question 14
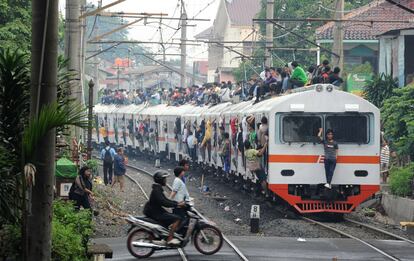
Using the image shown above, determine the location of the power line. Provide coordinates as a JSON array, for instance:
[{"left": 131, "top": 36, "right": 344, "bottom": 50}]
[
  {"left": 264, "top": 20, "right": 340, "bottom": 58},
  {"left": 191, "top": 0, "right": 217, "bottom": 19},
  {"left": 254, "top": 17, "right": 414, "bottom": 23},
  {"left": 385, "top": 0, "right": 414, "bottom": 14}
]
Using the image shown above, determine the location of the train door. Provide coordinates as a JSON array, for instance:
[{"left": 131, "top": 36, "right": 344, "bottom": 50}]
[
  {"left": 126, "top": 114, "right": 134, "bottom": 147},
  {"left": 107, "top": 111, "right": 115, "bottom": 144}
]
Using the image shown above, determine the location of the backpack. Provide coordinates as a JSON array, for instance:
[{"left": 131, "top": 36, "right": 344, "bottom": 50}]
[{"left": 103, "top": 148, "right": 113, "bottom": 164}]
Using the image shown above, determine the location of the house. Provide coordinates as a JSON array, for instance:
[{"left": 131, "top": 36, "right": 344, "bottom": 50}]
[
  {"left": 378, "top": 28, "right": 414, "bottom": 86},
  {"left": 195, "top": 0, "right": 261, "bottom": 82},
  {"left": 316, "top": 0, "right": 414, "bottom": 74}
]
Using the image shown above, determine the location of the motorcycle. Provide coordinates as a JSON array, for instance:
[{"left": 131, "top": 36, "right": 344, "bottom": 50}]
[{"left": 125, "top": 204, "right": 224, "bottom": 258}]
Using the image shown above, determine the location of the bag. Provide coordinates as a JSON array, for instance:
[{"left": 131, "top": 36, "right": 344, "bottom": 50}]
[{"left": 103, "top": 148, "right": 113, "bottom": 164}]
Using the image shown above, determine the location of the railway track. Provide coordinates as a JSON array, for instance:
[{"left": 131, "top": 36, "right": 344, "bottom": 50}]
[
  {"left": 301, "top": 216, "right": 413, "bottom": 261},
  {"left": 125, "top": 163, "right": 249, "bottom": 261}
]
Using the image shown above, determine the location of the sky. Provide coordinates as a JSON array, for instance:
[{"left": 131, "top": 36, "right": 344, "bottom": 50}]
[{"left": 59, "top": 0, "right": 220, "bottom": 62}]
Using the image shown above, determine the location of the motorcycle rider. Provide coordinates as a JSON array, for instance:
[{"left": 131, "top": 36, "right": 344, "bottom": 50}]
[{"left": 144, "top": 171, "right": 186, "bottom": 245}]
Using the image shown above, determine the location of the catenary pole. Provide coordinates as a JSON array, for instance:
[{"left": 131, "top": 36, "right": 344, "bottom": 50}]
[
  {"left": 265, "top": 0, "right": 274, "bottom": 67},
  {"left": 180, "top": 0, "right": 187, "bottom": 88},
  {"left": 28, "top": 0, "right": 58, "bottom": 260},
  {"left": 332, "top": 0, "right": 344, "bottom": 70}
]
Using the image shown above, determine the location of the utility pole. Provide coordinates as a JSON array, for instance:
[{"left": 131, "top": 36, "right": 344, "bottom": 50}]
[
  {"left": 332, "top": 0, "right": 344, "bottom": 71},
  {"left": 28, "top": 0, "right": 59, "bottom": 260},
  {"left": 265, "top": 0, "right": 274, "bottom": 67},
  {"left": 87, "top": 79, "right": 94, "bottom": 160},
  {"left": 65, "top": 0, "right": 81, "bottom": 101},
  {"left": 94, "top": 0, "right": 102, "bottom": 105},
  {"left": 180, "top": 0, "right": 187, "bottom": 88},
  {"left": 65, "top": 0, "right": 82, "bottom": 140}
]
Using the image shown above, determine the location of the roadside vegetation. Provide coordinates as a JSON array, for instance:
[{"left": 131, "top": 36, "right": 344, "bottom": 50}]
[
  {"left": 0, "top": 48, "right": 88, "bottom": 259},
  {"left": 363, "top": 74, "right": 414, "bottom": 198}
]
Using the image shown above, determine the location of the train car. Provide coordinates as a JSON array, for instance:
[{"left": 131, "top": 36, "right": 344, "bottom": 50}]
[
  {"left": 94, "top": 84, "right": 380, "bottom": 214},
  {"left": 260, "top": 85, "right": 379, "bottom": 213}
]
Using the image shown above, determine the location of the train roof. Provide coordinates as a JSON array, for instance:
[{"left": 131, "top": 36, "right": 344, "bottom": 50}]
[{"left": 93, "top": 85, "right": 379, "bottom": 117}]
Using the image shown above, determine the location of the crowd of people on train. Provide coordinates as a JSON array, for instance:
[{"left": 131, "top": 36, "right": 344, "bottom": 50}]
[{"left": 100, "top": 60, "right": 343, "bottom": 107}]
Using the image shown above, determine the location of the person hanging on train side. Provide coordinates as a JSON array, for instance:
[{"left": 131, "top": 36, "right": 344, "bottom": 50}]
[
  {"left": 257, "top": 116, "right": 269, "bottom": 170},
  {"left": 318, "top": 128, "right": 339, "bottom": 189},
  {"left": 245, "top": 139, "right": 269, "bottom": 196},
  {"left": 220, "top": 132, "right": 231, "bottom": 176},
  {"left": 237, "top": 123, "right": 245, "bottom": 170}
]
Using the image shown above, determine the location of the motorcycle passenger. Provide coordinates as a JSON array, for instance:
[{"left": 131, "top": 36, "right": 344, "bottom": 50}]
[
  {"left": 143, "top": 171, "right": 185, "bottom": 245},
  {"left": 170, "top": 166, "right": 190, "bottom": 220}
]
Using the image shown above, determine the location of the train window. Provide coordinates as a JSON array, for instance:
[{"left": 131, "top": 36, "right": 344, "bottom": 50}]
[
  {"left": 325, "top": 115, "right": 368, "bottom": 144},
  {"left": 282, "top": 115, "right": 321, "bottom": 143}
]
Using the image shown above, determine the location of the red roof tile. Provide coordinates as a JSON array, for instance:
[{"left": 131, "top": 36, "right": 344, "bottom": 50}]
[{"left": 316, "top": 0, "right": 414, "bottom": 40}]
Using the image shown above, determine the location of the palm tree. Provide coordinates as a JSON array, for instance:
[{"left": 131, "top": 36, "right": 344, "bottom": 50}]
[{"left": 0, "top": 48, "right": 30, "bottom": 225}]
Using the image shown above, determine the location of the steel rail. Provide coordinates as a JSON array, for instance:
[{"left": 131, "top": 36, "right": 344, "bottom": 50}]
[
  {"left": 125, "top": 163, "right": 249, "bottom": 261},
  {"left": 95, "top": 158, "right": 187, "bottom": 261},
  {"left": 301, "top": 216, "right": 401, "bottom": 261},
  {"left": 344, "top": 217, "right": 414, "bottom": 244}
]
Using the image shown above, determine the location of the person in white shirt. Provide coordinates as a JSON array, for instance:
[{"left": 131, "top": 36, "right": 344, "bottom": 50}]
[
  {"left": 220, "top": 86, "right": 231, "bottom": 102},
  {"left": 170, "top": 166, "right": 190, "bottom": 219},
  {"left": 186, "top": 131, "right": 196, "bottom": 162}
]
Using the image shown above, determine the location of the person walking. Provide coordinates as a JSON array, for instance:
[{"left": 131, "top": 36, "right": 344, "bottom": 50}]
[
  {"left": 100, "top": 140, "right": 116, "bottom": 185},
  {"left": 112, "top": 147, "right": 126, "bottom": 192},
  {"left": 318, "top": 128, "right": 338, "bottom": 189},
  {"left": 69, "top": 166, "right": 94, "bottom": 209}
]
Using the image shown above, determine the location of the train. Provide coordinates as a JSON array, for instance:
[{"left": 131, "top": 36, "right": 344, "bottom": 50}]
[{"left": 93, "top": 84, "right": 381, "bottom": 214}]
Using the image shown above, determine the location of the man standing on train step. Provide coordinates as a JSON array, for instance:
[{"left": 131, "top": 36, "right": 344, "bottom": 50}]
[
  {"left": 100, "top": 140, "right": 116, "bottom": 185},
  {"left": 318, "top": 128, "right": 338, "bottom": 189}
]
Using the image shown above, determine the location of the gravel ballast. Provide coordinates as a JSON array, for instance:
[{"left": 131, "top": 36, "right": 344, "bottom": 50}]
[{"left": 92, "top": 152, "right": 411, "bottom": 241}]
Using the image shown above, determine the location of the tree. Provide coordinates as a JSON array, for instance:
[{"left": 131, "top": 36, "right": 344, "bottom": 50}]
[
  {"left": 363, "top": 73, "right": 398, "bottom": 108},
  {"left": 0, "top": 49, "right": 30, "bottom": 225},
  {"left": 381, "top": 84, "right": 414, "bottom": 162},
  {"left": 0, "top": 0, "right": 31, "bottom": 52},
  {"left": 255, "top": 0, "right": 372, "bottom": 68}
]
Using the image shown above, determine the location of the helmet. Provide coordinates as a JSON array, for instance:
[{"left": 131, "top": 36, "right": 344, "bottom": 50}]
[{"left": 153, "top": 171, "right": 169, "bottom": 185}]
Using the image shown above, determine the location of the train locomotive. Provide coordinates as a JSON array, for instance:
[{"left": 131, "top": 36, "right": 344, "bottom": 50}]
[{"left": 93, "top": 84, "right": 381, "bottom": 214}]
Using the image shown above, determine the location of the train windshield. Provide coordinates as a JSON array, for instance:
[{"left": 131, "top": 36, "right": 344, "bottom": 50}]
[
  {"left": 325, "top": 115, "right": 369, "bottom": 144},
  {"left": 282, "top": 116, "right": 321, "bottom": 143}
]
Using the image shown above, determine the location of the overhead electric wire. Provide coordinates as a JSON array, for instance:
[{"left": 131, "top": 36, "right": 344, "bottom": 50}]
[
  {"left": 191, "top": 0, "right": 217, "bottom": 19},
  {"left": 385, "top": 0, "right": 414, "bottom": 14},
  {"left": 88, "top": 14, "right": 99, "bottom": 38}
]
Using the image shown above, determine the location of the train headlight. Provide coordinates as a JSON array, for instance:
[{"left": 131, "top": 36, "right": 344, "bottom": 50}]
[
  {"left": 316, "top": 84, "right": 323, "bottom": 92},
  {"left": 326, "top": 85, "right": 334, "bottom": 92}
]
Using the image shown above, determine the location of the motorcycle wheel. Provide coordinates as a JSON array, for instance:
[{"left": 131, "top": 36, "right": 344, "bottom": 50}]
[
  {"left": 126, "top": 228, "right": 155, "bottom": 258},
  {"left": 194, "top": 225, "right": 223, "bottom": 255}
]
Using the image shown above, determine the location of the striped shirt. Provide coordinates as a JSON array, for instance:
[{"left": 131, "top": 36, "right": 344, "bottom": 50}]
[{"left": 380, "top": 145, "right": 390, "bottom": 165}]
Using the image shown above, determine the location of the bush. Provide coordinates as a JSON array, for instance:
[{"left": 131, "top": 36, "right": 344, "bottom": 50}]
[
  {"left": 0, "top": 224, "right": 21, "bottom": 260},
  {"left": 381, "top": 85, "right": 414, "bottom": 162},
  {"left": 363, "top": 73, "right": 398, "bottom": 108},
  {"left": 85, "top": 159, "right": 99, "bottom": 177},
  {"left": 52, "top": 200, "right": 93, "bottom": 261},
  {"left": 389, "top": 164, "right": 414, "bottom": 197}
]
